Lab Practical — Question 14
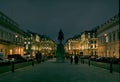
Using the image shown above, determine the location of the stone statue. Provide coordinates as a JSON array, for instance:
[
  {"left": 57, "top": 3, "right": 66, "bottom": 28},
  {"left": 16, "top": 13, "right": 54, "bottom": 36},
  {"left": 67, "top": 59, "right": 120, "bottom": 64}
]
[
  {"left": 56, "top": 29, "right": 65, "bottom": 62},
  {"left": 58, "top": 29, "right": 64, "bottom": 44}
]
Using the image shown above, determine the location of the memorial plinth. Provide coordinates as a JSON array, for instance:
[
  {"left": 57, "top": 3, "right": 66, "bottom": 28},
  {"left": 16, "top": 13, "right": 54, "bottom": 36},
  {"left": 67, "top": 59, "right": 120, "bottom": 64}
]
[{"left": 56, "top": 44, "right": 65, "bottom": 62}]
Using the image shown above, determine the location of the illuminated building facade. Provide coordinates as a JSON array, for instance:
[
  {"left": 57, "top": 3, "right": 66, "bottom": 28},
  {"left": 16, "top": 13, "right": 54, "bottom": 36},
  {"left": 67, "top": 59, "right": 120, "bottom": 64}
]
[
  {"left": 24, "top": 31, "right": 40, "bottom": 57},
  {"left": 0, "top": 11, "right": 24, "bottom": 58},
  {"left": 65, "top": 30, "right": 98, "bottom": 56},
  {"left": 39, "top": 35, "right": 56, "bottom": 57},
  {"left": 80, "top": 30, "right": 98, "bottom": 56},
  {"left": 24, "top": 32, "right": 57, "bottom": 57},
  {"left": 97, "top": 14, "right": 119, "bottom": 58},
  {"left": 65, "top": 35, "right": 81, "bottom": 55}
]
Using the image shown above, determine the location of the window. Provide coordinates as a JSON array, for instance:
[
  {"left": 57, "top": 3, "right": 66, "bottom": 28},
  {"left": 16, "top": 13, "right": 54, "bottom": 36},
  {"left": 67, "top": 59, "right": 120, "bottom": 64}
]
[
  {"left": 94, "top": 33, "right": 97, "bottom": 38},
  {"left": 109, "top": 34, "right": 111, "bottom": 43},
  {"left": 94, "top": 41, "right": 96, "bottom": 44},
  {"left": 118, "top": 31, "right": 120, "bottom": 40},
  {"left": 88, "top": 33, "right": 90, "bottom": 38},
  {"left": 92, "top": 34, "right": 94, "bottom": 38},
  {"left": 1, "top": 31, "right": 3, "bottom": 38},
  {"left": 113, "top": 32, "right": 115, "bottom": 42},
  {"left": 91, "top": 45, "right": 93, "bottom": 48},
  {"left": 11, "top": 34, "right": 14, "bottom": 42},
  {"left": 102, "top": 36, "right": 105, "bottom": 44},
  {"left": 90, "top": 34, "right": 93, "bottom": 38},
  {"left": 90, "top": 40, "right": 93, "bottom": 43},
  {"left": 0, "top": 49, "right": 3, "bottom": 52},
  {"left": 95, "top": 45, "right": 96, "bottom": 48}
]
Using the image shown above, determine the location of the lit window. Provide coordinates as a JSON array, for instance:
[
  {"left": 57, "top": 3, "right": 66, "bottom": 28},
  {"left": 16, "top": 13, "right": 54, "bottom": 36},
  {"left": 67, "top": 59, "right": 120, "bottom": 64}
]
[
  {"left": 24, "top": 42, "right": 27, "bottom": 44},
  {"left": 28, "top": 42, "right": 30, "bottom": 44}
]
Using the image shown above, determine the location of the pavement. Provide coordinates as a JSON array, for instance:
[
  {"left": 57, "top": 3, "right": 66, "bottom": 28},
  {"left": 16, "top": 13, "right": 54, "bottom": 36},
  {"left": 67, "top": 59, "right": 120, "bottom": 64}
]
[{"left": 0, "top": 59, "right": 119, "bottom": 82}]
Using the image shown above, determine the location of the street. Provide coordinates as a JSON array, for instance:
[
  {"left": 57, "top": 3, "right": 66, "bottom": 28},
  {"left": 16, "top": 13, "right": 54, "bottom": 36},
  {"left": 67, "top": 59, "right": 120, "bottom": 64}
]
[{"left": 0, "top": 59, "right": 119, "bottom": 82}]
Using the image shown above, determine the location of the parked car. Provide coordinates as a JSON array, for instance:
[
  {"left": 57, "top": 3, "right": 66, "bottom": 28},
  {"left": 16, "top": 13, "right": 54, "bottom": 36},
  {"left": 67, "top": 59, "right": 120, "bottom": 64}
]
[
  {"left": 22, "top": 54, "right": 33, "bottom": 62},
  {"left": 8, "top": 54, "right": 27, "bottom": 64},
  {"left": 90, "top": 55, "right": 98, "bottom": 61},
  {"left": 80, "top": 55, "right": 90, "bottom": 59},
  {"left": 112, "top": 58, "right": 120, "bottom": 64},
  {"left": 0, "top": 52, "right": 10, "bottom": 65},
  {"left": 95, "top": 57, "right": 111, "bottom": 63}
]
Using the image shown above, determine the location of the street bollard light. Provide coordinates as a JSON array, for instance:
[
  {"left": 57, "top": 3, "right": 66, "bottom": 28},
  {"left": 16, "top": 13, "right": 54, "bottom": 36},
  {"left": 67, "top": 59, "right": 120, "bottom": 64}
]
[{"left": 110, "top": 59, "right": 113, "bottom": 73}]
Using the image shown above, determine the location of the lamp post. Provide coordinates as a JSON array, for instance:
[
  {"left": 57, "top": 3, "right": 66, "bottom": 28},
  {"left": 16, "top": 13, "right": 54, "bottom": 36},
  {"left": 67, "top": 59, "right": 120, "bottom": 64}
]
[
  {"left": 30, "top": 34, "right": 32, "bottom": 57},
  {"left": 88, "top": 40, "right": 91, "bottom": 66},
  {"left": 104, "top": 34, "right": 108, "bottom": 57},
  {"left": 12, "top": 34, "right": 18, "bottom": 72},
  {"left": 104, "top": 33, "right": 112, "bottom": 73},
  {"left": 15, "top": 35, "right": 18, "bottom": 54}
]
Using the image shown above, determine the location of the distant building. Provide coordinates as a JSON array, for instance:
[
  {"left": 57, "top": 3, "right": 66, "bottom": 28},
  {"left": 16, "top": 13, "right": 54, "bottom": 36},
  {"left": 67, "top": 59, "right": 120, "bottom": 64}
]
[
  {"left": 24, "top": 32, "right": 57, "bottom": 57},
  {"left": 65, "top": 29, "right": 98, "bottom": 56},
  {"left": 0, "top": 11, "right": 24, "bottom": 58},
  {"left": 39, "top": 35, "right": 56, "bottom": 57},
  {"left": 24, "top": 30, "right": 40, "bottom": 57},
  {"left": 64, "top": 35, "right": 81, "bottom": 55},
  {"left": 97, "top": 14, "right": 119, "bottom": 58},
  {"left": 80, "top": 30, "right": 98, "bottom": 56}
]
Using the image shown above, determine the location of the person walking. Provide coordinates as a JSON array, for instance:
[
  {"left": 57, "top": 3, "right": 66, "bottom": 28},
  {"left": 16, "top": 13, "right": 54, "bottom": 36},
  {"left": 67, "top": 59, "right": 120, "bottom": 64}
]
[
  {"left": 70, "top": 56, "right": 73, "bottom": 64},
  {"left": 74, "top": 55, "right": 79, "bottom": 64},
  {"left": 36, "top": 51, "right": 42, "bottom": 63}
]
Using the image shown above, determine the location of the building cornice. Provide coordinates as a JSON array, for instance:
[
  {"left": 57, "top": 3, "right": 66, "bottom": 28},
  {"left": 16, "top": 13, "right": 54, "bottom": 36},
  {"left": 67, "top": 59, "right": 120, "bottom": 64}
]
[
  {"left": 0, "top": 11, "right": 24, "bottom": 35},
  {"left": 97, "top": 16, "right": 119, "bottom": 34}
]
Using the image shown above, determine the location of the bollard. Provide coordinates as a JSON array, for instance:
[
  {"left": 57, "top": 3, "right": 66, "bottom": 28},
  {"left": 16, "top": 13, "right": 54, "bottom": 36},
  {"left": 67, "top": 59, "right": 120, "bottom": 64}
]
[
  {"left": 11, "top": 61, "right": 14, "bottom": 72},
  {"left": 11, "top": 58, "right": 15, "bottom": 72},
  {"left": 110, "top": 61, "right": 113, "bottom": 73}
]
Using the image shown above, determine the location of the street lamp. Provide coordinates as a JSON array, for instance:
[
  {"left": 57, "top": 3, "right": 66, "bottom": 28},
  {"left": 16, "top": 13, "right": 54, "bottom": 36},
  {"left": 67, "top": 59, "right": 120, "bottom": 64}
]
[
  {"left": 15, "top": 35, "right": 18, "bottom": 38},
  {"left": 29, "top": 34, "right": 32, "bottom": 57},
  {"left": 88, "top": 40, "right": 91, "bottom": 66},
  {"left": 104, "top": 33, "right": 108, "bottom": 57},
  {"left": 15, "top": 35, "right": 18, "bottom": 54},
  {"left": 104, "top": 33, "right": 113, "bottom": 73}
]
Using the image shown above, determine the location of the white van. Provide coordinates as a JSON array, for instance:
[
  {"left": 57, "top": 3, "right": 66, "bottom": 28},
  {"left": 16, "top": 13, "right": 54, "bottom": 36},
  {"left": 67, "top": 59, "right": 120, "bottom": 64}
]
[{"left": 0, "top": 52, "right": 9, "bottom": 63}]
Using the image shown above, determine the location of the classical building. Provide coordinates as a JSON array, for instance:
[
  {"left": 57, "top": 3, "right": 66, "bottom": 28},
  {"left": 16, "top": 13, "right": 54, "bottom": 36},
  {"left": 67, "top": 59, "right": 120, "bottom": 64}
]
[
  {"left": 39, "top": 35, "right": 56, "bottom": 57},
  {"left": 24, "top": 32, "right": 57, "bottom": 57},
  {"left": 97, "top": 14, "right": 119, "bottom": 58},
  {"left": 80, "top": 30, "right": 98, "bottom": 56},
  {"left": 64, "top": 35, "right": 81, "bottom": 55},
  {"left": 65, "top": 29, "right": 98, "bottom": 56},
  {"left": 24, "top": 30, "right": 40, "bottom": 57},
  {"left": 0, "top": 11, "right": 24, "bottom": 58}
]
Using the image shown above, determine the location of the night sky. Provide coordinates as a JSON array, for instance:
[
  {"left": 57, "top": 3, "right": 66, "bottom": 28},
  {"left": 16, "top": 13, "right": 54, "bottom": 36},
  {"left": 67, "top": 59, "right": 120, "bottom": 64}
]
[{"left": 0, "top": 0, "right": 119, "bottom": 43}]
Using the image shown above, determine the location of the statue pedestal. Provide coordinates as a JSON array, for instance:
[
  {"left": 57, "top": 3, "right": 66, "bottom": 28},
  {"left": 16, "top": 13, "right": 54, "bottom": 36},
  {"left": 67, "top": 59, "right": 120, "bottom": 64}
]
[{"left": 56, "top": 44, "right": 65, "bottom": 62}]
